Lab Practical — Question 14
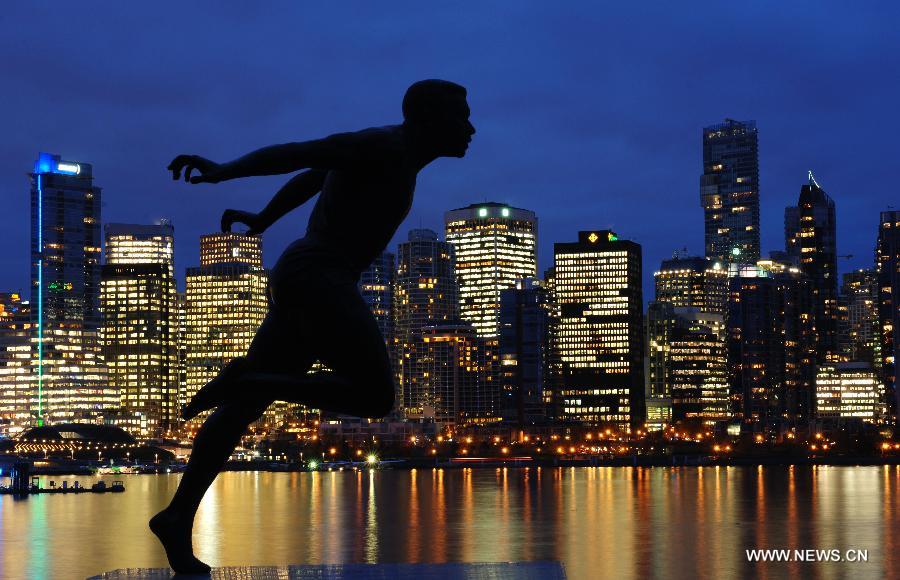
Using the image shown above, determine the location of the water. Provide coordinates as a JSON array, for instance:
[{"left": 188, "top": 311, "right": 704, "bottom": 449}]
[{"left": 2, "top": 466, "right": 898, "bottom": 579}]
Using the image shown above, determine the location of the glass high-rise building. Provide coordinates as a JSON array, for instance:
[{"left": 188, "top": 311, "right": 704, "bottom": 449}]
[
  {"left": 552, "top": 230, "right": 644, "bottom": 431},
  {"left": 421, "top": 324, "right": 486, "bottom": 425},
  {"left": 393, "top": 229, "right": 460, "bottom": 422},
  {"left": 101, "top": 223, "right": 177, "bottom": 438},
  {"left": 840, "top": 269, "right": 880, "bottom": 367},
  {"left": 877, "top": 211, "right": 900, "bottom": 423},
  {"left": 0, "top": 293, "right": 32, "bottom": 436},
  {"left": 786, "top": 176, "right": 839, "bottom": 362},
  {"left": 184, "top": 233, "right": 267, "bottom": 427},
  {"left": 654, "top": 254, "right": 728, "bottom": 315},
  {"left": 727, "top": 262, "right": 816, "bottom": 428},
  {"left": 668, "top": 309, "right": 728, "bottom": 426},
  {"left": 444, "top": 203, "right": 537, "bottom": 339},
  {"left": 700, "top": 120, "right": 760, "bottom": 263},
  {"left": 30, "top": 152, "right": 112, "bottom": 425},
  {"left": 499, "top": 278, "right": 550, "bottom": 429},
  {"left": 646, "top": 302, "right": 727, "bottom": 425}
]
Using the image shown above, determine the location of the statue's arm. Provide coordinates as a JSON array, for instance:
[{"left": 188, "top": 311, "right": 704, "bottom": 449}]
[
  {"left": 169, "top": 128, "right": 390, "bottom": 184},
  {"left": 221, "top": 169, "right": 327, "bottom": 235}
]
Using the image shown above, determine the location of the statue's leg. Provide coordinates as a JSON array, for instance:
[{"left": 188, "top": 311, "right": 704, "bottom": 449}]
[
  {"left": 238, "top": 274, "right": 395, "bottom": 417},
  {"left": 151, "top": 398, "right": 271, "bottom": 573}
]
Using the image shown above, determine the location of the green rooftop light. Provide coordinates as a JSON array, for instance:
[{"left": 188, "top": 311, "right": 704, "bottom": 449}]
[
  {"left": 501, "top": 208, "right": 510, "bottom": 217},
  {"left": 607, "top": 232, "right": 618, "bottom": 242},
  {"left": 478, "top": 208, "right": 488, "bottom": 217}
]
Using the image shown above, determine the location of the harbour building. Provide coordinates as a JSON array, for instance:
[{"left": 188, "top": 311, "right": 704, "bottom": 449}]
[
  {"left": 552, "top": 231, "right": 644, "bottom": 431},
  {"left": 29, "top": 152, "right": 113, "bottom": 426},
  {"left": 815, "top": 363, "right": 882, "bottom": 424},
  {"left": 101, "top": 223, "right": 178, "bottom": 438},
  {"left": 393, "top": 229, "right": 461, "bottom": 423},
  {"left": 444, "top": 203, "right": 537, "bottom": 338},
  {"left": 700, "top": 120, "right": 760, "bottom": 263},
  {"left": 184, "top": 233, "right": 267, "bottom": 429},
  {"left": 785, "top": 174, "right": 839, "bottom": 362}
]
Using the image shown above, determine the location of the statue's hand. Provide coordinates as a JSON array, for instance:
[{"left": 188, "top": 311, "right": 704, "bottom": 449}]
[
  {"left": 167, "top": 155, "right": 225, "bottom": 184},
  {"left": 221, "top": 209, "right": 266, "bottom": 236}
]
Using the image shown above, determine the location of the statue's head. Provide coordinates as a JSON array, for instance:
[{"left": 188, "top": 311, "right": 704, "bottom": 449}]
[{"left": 403, "top": 80, "right": 475, "bottom": 158}]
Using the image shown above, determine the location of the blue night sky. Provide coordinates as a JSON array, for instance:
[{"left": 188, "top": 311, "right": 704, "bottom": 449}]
[{"left": 2, "top": 2, "right": 898, "bottom": 299}]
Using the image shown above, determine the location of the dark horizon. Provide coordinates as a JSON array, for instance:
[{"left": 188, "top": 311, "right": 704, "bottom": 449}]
[{"left": 2, "top": 3, "right": 898, "bottom": 298}]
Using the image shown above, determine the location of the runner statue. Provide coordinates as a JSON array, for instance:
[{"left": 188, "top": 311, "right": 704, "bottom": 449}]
[{"left": 150, "top": 80, "right": 475, "bottom": 574}]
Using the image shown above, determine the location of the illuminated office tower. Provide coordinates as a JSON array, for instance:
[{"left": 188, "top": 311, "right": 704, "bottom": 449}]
[
  {"left": 727, "top": 263, "right": 816, "bottom": 428},
  {"left": 359, "top": 251, "right": 394, "bottom": 343},
  {"left": 184, "top": 233, "right": 267, "bottom": 425},
  {"left": 668, "top": 309, "right": 728, "bottom": 426},
  {"left": 0, "top": 293, "right": 32, "bottom": 436},
  {"left": 700, "top": 120, "right": 760, "bottom": 263},
  {"left": 877, "top": 210, "right": 900, "bottom": 423},
  {"left": 101, "top": 223, "right": 177, "bottom": 438},
  {"left": 785, "top": 175, "right": 838, "bottom": 362},
  {"left": 840, "top": 269, "right": 880, "bottom": 367},
  {"left": 499, "top": 278, "right": 550, "bottom": 429},
  {"left": 654, "top": 254, "right": 728, "bottom": 315},
  {"left": 553, "top": 231, "right": 644, "bottom": 431},
  {"left": 815, "top": 363, "right": 881, "bottom": 423},
  {"left": 646, "top": 301, "right": 677, "bottom": 400},
  {"left": 393, "top": 229, "right": 460, "bottom": 421},
  {"left": 420, "top": 324, "right": 486, "bottom": 425},
  {"left": 444, "top": 203, "right": 537, "bottom": 338},
  {"left": 30, "top": 152, "right": 112, "bottom": 425},
  {"left": 647, "top": 302, "right": 727, "bottom": 424},
  {"left": 650, "top": 254, "right": 728, "bottom": 422},
  {"left": 199, "top": 233, "right": 263, "bottom": 267}
]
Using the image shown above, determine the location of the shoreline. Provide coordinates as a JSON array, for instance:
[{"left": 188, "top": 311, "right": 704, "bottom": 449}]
[{"left": 18, "top": 455, "right": 900, "bottom": 476}]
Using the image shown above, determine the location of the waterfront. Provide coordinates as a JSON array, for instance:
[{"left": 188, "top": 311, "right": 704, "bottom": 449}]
[{"left": 1, "top": 466, "right": 898, "bottom": 579}]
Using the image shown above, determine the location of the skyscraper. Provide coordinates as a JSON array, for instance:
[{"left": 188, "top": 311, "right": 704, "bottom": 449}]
[
  {"left": 552, "top": 230, "right": 644, "bottom": 430},
  {"left": 877, "top": 210, "right": 900, "bottom": 423},
  {"left": 0, "top": 293, "right": 32, "bottom": 436},
  {"left": 840, "top": 269, "right": 880, "bottom": 367},
  {"left": 700, "top": 120, "right": 760, "bottom": 263},
  {"left": 667, "top": 309, "right": 728, "bottom": 426},
  {"left": 184, "top": 233, "right": 267, "bottom": 426},
  {"left": 30, "top": 152, "right": 113, "bottom": 425},
  {"left": 785, "top": 175, "right": 838, "bottom": 362},
  {"left": 420, "top": 324, "right": 486, "bottom": 425},
  {"left": 101, "top": 223, "right": 177, "bottom": 438},
  {"left": 654, "top": 254, "right": 728, "bottom": 315},
  {"left": 499, "top": 278, "right": 550, "bottom": 429},
  {"left": 727, "top": 262, "right": 816, "bottom": 428},
  {"left": 444, "top": 203, "right": 537, "bottom": 338},
  {"left": 393, "top": 229, "right": 460, "bottom": 422}
]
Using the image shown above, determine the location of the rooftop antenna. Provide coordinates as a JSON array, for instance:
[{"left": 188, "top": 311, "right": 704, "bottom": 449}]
[{"left": 808, "top": 170, "right": 820, "bottom": 188}]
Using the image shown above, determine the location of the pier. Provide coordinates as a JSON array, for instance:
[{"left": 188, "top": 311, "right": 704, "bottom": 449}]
[{"left": 0, "top": 456, "right": 125, "bottom": 496}]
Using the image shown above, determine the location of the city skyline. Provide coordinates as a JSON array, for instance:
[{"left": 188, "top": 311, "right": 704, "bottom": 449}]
[{"left": 2, "top": 4, "right": 898, "bottom": 300}]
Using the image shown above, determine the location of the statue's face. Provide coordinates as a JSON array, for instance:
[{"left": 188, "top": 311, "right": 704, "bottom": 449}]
[{"left": 428, "top": 95, "right": 476, "bottom": 158}]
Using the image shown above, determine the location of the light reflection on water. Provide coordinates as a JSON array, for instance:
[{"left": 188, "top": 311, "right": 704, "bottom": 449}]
[{"left": 0, "top": 466, "right": 897, "bottom": 579}]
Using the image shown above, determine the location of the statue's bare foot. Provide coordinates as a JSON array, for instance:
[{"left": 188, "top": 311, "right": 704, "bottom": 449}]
[
  {"left": 182, "top": 357, "right": 248, "bottom": 420},
  {"left": 149, "top": 508, "right": 211, "bottom": 575}
]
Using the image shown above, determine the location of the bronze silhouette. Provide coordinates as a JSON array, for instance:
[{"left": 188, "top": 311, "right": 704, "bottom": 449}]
[{"left": 150, "top": 80, "right": 474, "bottom": 575}]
